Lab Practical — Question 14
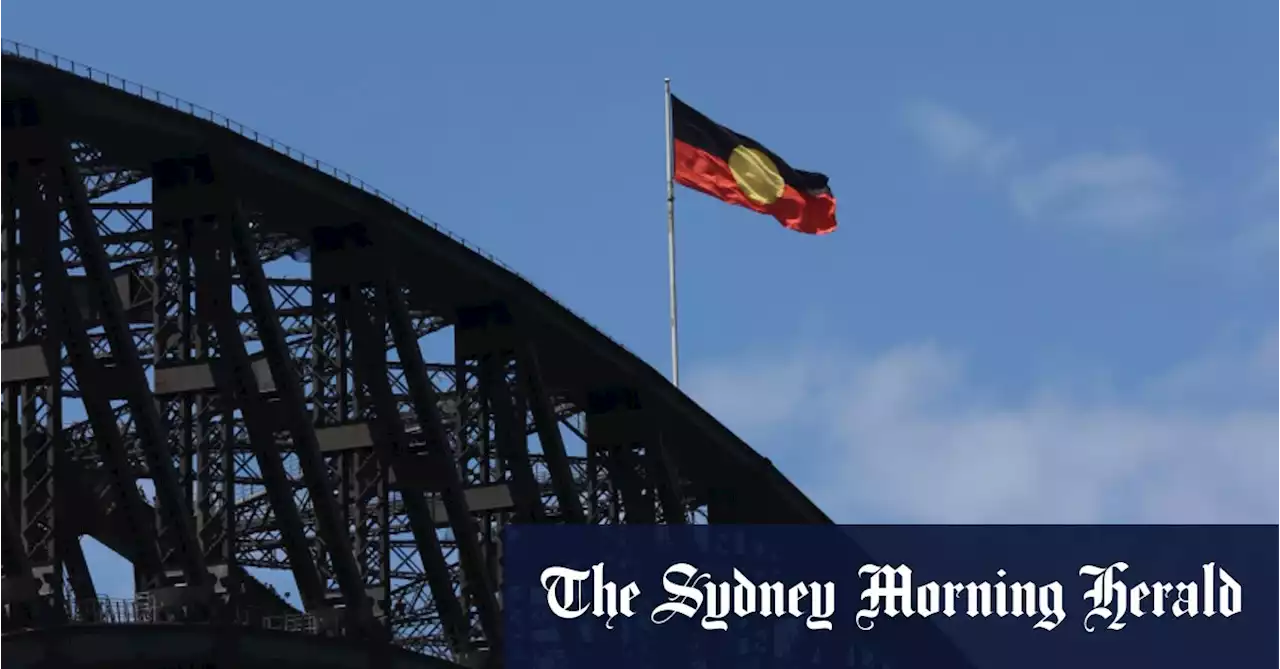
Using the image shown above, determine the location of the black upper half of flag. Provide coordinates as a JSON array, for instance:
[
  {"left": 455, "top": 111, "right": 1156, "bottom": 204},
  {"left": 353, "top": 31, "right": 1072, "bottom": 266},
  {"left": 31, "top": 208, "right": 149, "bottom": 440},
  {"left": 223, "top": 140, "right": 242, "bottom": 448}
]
[{"left": 670, "top": 94, "right": 831, "bottom": 196}]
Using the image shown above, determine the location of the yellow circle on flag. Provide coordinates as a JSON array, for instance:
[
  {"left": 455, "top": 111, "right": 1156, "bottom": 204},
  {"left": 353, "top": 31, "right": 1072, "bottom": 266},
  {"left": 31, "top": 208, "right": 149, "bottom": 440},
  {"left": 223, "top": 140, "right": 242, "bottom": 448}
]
[{"left": 728, "top": 145, "right": 786, "bottom": 205}]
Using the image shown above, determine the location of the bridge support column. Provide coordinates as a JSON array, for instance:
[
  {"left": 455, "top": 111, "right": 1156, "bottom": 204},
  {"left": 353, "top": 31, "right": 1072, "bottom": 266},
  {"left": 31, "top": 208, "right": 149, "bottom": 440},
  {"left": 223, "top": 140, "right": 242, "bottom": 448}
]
[
  {"left": 4, "top": 99, "right": 176, "bottom": 621},
  {"left": 584, "top": 388, "right": 688, "bottom": 525},
  {"left": 150, "top": 157, "right": 240, "bottom": 611},
  {"left": 309, "top": 220, "right": 503, "bottom": 658},
  {"left": 152, "top": 153, "right": 331, "bottom": 620}
]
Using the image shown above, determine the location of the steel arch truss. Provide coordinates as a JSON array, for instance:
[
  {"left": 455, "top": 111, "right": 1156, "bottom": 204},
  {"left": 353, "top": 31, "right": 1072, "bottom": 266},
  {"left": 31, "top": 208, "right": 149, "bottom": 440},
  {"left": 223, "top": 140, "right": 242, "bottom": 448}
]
[{"left": 0, "top": 94, "right": 707, "bottom": 665}]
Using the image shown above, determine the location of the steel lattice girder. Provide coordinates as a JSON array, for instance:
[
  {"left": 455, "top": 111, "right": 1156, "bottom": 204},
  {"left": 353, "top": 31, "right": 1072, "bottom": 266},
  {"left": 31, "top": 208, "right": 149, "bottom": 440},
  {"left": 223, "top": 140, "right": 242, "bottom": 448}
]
[
  {"left": 0, "top": 113, "right": 696, "bottom": 660},
  {"left": 1, "top": 50, "right": 837, "bottom": 667}
]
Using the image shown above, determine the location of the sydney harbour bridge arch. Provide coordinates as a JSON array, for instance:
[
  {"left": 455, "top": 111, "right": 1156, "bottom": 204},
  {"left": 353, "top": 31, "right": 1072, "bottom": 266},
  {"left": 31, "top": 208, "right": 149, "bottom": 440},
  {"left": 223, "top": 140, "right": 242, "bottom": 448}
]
[{"left": 0, "top": 42, "right": 943, "bottom": 669}]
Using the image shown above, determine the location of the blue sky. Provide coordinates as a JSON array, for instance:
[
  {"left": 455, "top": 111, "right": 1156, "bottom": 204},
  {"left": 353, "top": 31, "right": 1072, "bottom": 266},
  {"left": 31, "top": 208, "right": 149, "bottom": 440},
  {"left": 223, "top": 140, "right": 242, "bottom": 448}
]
[{"left": 6, "top": 0, "right": 1276, "bottom": 598}]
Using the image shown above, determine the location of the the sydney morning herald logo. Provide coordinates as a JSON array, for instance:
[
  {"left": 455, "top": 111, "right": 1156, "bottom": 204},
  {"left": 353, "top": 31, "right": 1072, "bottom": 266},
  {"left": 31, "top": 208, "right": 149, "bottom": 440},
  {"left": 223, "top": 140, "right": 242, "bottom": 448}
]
[{"left": 538, "top": 561, "right": 1242, "bottom": 633}]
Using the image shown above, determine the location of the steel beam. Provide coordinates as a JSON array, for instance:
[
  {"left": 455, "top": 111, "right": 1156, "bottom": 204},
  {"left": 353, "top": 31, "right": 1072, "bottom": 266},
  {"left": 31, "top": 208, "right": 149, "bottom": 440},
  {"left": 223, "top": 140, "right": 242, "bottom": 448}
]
[
  {"left": 182, "top": 211, "right": 327, "bottom": 610},
  {"left": 59, "top": 530, "right": 98, "bottom": 621},
  {"left": 53, "top": 137, "right": 208, "bottom": 589},
  {"left": 148, "top": 181, "right": 214, "bottom": 579},
  {"left": 519, "top": 345, "right": 585, "bottom": 523},
  {"left": 220, "top": 195, "right": 375, "bottom": 631},
  {"left": 2, "top": 122, "right": 67, "bottom": 622},
  {"left": 610, "top": 445, "right": 654, "bottom": 524},
  {"left": 384, "top": 283, "right": 503, "bottom": 651},
  {"left": 478, "top": 355, "right": 543, "bottom": 525},
  {"left": 585, "top": 389, "right": 663, "bottom": 524},
  {"left": 2, "top": 482, "right": 52, "bottom": 626},
  {"left": 343, "top": 285, "right": 478, "bottom": 656},
  {"left": 583, "top": 389, "right": 689, "bottom": 524},
  {"left": 647, "top": 435, "right": 687, "bottom": 524},
  {"left": 231, "top": 452, "right": 588, "bottom": 565},
  {"left": 6, "top": 134, "right": 167, "bottom": 591},
  {"left": 64, "top": 459, "right": 299, "bottom": 621},
  {"left": 305, "top": 282, "right": 359, "bottom": 611}
]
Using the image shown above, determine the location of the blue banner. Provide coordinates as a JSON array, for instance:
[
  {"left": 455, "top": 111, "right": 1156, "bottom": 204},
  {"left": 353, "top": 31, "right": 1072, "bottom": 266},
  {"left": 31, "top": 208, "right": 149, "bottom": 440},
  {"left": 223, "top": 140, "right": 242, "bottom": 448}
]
[{"left": 503, "top": 525, "right": 1277, "bottom": 668}]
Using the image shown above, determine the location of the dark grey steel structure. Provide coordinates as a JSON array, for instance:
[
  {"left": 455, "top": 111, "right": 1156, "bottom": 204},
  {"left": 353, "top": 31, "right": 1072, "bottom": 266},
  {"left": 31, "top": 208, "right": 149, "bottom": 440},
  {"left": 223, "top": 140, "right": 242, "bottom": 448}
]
[
  {"left": 7, "top": 623, "right": 463, "bottom": 668},
  {"left": 1, "top": 42, "right": 841, "bottom": 667}
]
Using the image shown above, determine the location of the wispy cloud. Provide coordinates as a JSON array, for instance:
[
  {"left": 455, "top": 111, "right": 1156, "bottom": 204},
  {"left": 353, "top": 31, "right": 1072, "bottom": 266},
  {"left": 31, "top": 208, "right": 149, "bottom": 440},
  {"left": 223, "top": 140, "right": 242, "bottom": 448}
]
[
  {"left": 905, "top": 102, "right": 1179, "bottom": 233},
  {"left": 904, "top": 103, "right": 1017, "bottom": 176},
  {"left": 686, "top": 329, "right": 1278, "bottom": 524},
  {"left": 1205, "top": 132, "right": 1280, "bottom": 269},
  {"left": 1009, "top": 152, "right": 1176, "bottom": 232}
]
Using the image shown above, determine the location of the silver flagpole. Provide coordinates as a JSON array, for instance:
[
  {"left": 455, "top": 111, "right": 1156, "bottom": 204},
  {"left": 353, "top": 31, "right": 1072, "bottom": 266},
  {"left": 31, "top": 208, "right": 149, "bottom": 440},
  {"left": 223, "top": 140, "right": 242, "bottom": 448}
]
[{"left": 664, "top": 77, "right": 680, "bottom": 387}]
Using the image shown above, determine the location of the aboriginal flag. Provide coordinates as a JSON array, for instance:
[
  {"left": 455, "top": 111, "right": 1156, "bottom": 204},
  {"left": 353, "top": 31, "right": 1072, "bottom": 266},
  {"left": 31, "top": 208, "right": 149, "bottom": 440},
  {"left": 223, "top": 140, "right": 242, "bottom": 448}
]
[{"left": 672, "top": 95, "right": 837, "bottom": 235}]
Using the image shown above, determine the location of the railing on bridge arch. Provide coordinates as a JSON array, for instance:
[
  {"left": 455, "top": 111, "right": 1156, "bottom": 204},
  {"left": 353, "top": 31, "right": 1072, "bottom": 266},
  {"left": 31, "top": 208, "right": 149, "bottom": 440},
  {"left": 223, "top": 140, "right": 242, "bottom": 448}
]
[
  {"left": 55, "top": 593, "right": 328, "bottom": 637},
  {"left": 1, "top": 593, "right": 340, "bottom": 642}
]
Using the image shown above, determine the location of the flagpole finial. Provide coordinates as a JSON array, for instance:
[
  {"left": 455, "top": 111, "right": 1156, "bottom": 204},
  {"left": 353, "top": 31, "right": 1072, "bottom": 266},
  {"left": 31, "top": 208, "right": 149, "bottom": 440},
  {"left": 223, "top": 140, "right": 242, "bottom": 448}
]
[{"left": 664, "top": 77, "right": 670, "bottom": 83}]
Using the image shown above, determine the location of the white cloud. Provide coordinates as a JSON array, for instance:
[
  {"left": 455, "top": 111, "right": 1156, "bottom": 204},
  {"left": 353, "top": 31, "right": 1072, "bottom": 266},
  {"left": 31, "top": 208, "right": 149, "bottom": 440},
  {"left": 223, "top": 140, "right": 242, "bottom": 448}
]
[
  {"left": 1146, "top": 325, "right": 1277, "bottom": 407},
  {"left": 1010, "top": 152, "right": 1176, "bottom": 232},
  {"left": 904, "top": 103, "right": 1017, "bottom": 175},
  {"left": 905, "top": 103, "right": 1179, "bottom": 233},
  {"left": 686, "top": 330, "right": 1278, "bottom": 524}
]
